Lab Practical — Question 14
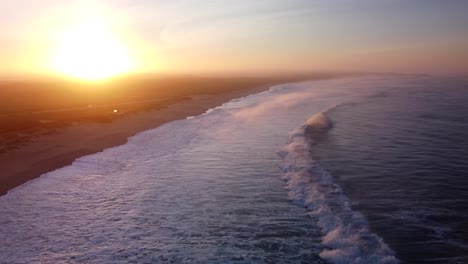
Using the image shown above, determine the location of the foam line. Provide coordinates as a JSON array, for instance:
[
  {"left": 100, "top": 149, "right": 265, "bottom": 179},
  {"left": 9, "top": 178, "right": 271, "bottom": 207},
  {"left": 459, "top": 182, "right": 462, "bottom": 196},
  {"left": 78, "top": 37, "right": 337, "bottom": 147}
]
[{"left": 278, "top": 113, "right": 399, "bottom": 264}]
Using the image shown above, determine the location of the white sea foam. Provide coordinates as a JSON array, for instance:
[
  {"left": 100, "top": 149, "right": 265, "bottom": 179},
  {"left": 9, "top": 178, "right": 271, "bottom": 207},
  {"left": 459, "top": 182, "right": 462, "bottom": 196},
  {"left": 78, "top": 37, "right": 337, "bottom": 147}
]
[
  {"left": 0, "top": 76, "right": 408, "bottom": 263},
  {"left": 278, "top": 115, "right": 399, "bottom": 264},
  {"left": 306, "top": 112, "right": 332, "bottom": 130}
]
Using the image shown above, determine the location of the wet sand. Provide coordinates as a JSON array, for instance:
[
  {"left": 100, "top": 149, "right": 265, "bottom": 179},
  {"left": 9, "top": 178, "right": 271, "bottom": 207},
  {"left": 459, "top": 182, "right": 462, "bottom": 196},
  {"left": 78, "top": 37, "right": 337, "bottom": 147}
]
[
  {"left": 0, "top": 74, "right": 343, "bottom": 196},
  {"left": 0, "top": 85, "right": 271, "bottom": 196}
]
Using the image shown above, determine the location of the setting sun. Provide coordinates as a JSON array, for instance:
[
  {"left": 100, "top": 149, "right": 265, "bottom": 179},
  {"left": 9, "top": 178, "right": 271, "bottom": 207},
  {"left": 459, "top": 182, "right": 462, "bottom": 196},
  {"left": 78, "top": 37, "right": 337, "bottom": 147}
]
[{"left": 51, "top": 18, "right": 135, "bottom": 81}]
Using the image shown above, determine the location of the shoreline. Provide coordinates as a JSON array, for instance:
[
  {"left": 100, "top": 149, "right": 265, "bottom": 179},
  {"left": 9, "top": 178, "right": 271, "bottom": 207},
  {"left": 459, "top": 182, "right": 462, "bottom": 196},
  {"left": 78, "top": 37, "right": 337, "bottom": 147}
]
[{"left": 0, "top": 83, "right": 274, "bottom": 196}]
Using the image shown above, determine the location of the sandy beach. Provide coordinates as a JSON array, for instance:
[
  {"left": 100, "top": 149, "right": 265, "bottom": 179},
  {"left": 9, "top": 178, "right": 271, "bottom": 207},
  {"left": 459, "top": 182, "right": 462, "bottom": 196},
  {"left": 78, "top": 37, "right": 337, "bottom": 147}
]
[{"left": 0, "top": 76, "right": 315, "bottom": 196}]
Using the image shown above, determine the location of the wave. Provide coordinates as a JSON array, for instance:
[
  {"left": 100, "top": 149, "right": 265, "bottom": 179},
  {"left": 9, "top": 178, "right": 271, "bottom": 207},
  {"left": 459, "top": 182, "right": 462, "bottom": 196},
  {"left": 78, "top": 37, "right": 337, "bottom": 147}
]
[
  {"left": 304, "top": 112, "right": 333, "bottom": 138},
  {"left": 277, "top": 113, "right": 399, "bottom": 264}
]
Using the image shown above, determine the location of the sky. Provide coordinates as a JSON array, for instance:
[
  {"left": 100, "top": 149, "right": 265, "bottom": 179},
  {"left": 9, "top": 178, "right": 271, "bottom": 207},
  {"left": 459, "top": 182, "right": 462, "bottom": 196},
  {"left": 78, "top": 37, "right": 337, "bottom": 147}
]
[{"left": 1, "top": 0, "right": 467, "bottom": 78}]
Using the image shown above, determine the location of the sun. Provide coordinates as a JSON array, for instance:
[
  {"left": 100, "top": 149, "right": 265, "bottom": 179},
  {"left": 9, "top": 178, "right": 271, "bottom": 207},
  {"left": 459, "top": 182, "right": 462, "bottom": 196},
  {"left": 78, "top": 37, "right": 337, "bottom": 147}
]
[{"left": 52, "top": 18, "right": 135, "bottom": 81}]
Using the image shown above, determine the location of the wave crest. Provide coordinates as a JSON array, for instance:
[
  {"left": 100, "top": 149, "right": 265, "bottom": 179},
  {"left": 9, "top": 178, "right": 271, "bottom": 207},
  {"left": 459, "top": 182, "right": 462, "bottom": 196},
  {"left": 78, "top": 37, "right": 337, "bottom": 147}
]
[
  {"left": 305, "top": 112, "right": 333, "bottom": 138},
  {"left": 278, "top": 114, "right": 399, "bottom": 264}
]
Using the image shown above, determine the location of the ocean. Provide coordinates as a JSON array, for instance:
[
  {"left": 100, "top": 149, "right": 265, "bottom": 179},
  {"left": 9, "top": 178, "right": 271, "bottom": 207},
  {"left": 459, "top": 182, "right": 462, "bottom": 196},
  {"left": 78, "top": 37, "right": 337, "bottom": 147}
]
[
  {"left": 309, "top": 77, "right": 468, "bottom": 263},
  {"left": 0, "top": 76, "right": 466, "bottom": 263}
]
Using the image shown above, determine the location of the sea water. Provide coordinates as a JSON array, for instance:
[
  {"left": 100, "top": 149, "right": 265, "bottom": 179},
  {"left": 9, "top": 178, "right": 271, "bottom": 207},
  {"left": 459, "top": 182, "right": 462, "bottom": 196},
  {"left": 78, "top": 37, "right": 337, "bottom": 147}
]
[
  {"left": 310, "top": 77, "right": 468, "bottom": 263},
  {"left": 0, "top": 76, "right": 466, "bottom": 263}
]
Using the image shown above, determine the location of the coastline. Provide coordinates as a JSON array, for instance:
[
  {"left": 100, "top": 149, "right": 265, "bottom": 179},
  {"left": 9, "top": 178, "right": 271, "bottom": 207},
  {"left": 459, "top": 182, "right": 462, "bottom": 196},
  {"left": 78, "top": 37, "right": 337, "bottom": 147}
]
[
  {"left": 0, "top": 73, "right": 349, "bottom": 197},
  {"left": 0, "top": 83, "right": 274, "bottom": 196}
]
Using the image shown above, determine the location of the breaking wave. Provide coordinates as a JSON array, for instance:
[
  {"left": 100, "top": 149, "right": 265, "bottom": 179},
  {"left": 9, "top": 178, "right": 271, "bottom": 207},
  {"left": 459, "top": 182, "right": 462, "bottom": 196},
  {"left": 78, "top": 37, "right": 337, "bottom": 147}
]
[{"left": 278, "top": 112, "right": 399, "bottom": 264}]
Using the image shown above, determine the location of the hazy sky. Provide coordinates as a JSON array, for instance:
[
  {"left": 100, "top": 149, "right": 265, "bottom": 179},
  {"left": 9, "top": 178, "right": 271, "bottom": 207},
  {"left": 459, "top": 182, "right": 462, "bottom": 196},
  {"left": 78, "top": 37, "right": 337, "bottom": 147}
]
[{"left": 1, "top": 0, "right": 467, "bottom": 77}]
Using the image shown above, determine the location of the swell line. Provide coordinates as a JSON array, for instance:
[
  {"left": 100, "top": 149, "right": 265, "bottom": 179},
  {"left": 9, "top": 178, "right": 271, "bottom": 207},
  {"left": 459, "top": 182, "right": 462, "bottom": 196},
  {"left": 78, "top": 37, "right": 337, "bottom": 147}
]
[{"left": 277, "top": 112, "right": 399, "bottom": 264}]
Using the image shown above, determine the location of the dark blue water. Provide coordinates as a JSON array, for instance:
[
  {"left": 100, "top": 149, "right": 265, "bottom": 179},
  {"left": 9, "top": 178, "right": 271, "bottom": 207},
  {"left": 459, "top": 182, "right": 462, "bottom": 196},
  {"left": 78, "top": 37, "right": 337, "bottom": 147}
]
[
  {"left": 312, "top": 77, "right": 468, "bottom": 263},
  {"left": 1, "top": 76, "right": 466, "bottom": 263}
]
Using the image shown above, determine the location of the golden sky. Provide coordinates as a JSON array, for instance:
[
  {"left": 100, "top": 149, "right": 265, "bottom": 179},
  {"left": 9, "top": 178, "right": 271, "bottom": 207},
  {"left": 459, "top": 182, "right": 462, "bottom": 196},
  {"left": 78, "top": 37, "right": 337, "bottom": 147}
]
[{"left": 1, "top": 0, "right": 467, "bottom": 79}]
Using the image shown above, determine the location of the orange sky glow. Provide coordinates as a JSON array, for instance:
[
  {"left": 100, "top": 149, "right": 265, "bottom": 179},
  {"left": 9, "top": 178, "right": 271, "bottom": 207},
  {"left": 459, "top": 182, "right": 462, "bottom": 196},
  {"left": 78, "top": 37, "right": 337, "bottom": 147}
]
[{"left": 0, "top": 0, "right": 467, "bottom": 79}]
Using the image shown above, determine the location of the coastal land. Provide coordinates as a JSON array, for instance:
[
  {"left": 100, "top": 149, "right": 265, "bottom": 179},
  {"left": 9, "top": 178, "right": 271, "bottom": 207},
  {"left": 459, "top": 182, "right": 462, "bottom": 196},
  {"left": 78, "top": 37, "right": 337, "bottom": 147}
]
[{"left": 0, "top": 74, "right": 341, "bottom": 196}]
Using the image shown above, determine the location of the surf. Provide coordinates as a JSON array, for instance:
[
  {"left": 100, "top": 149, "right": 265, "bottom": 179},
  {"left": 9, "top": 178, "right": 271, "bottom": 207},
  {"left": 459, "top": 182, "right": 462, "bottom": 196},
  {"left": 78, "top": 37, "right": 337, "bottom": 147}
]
[{"left": 278, "top": 112, "right": 399, "bottom": 264}]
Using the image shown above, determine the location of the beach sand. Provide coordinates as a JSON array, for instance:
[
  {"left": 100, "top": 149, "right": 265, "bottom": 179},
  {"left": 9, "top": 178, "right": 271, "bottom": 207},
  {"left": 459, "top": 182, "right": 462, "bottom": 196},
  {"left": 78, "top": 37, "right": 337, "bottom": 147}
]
[
  {"left": 0, "top": 74, "right": 341, "bottom": 196},
  {"left": 0, "top": 84, "right": 271, "bottom": 196}
]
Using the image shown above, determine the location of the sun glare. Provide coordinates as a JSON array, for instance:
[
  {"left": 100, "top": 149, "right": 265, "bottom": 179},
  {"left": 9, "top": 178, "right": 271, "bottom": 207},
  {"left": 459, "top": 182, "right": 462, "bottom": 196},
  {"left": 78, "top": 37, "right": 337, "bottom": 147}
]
[{"left": 52, "top": 18, "right": 135, "bottom": 81}]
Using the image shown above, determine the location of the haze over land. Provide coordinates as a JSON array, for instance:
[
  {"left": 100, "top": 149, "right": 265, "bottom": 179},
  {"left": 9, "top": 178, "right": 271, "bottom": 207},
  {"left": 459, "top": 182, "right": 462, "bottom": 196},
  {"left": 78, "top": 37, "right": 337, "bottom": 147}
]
[
  {"left": 1, "top": 0, "right": 467, "bottom": 79},
  {"left": 2, "top": 1, "right": 468, "bottom": 263}
]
